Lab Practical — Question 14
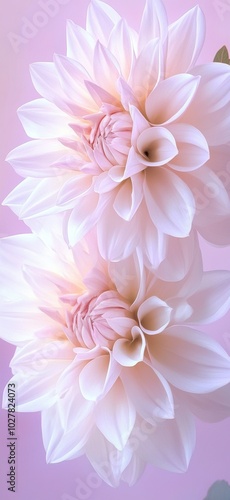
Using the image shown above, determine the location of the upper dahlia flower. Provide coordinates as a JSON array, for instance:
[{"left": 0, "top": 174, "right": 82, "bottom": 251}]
[
  {"left": 4, "top": 0, "right": 230, "bottom": 272},
  {"left": 1, "top": 225, "right": 230, "bottom": 486}
]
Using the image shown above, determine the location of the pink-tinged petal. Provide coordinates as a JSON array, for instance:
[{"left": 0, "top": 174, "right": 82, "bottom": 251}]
[
  {"left": 146, "top": 74, "right": 200, "bottom": 125},
  {"left": 6, "top": 140, "right": 70, "bottom": 178},
  {"left": 167, "top": 124, "right": 210, "bottom": 171},
  {"left": 185, "top": 384, "right": 230, "bottom": 422},
  {"left": 30, "top": 62, "right": 72, "bottom": 114},
  {"left": 113, "top": 326, "right": 146, "bottom": 367},
  {"left": 79, "top": 353, "right": 121, "bottom": 401},
  {"left": 93, "top": 42, "right": 120, "bottom": 95},
  {"left": 155, "top": 230, "right": 202, "bottom": 284},
  {"left": 197, "top": 215, "right": 230, "bottom": 246},
  {"left": 166, "top": 6, "right": 205, "bottom": 77},
  {"left": 151, "top": 325, "right": 230, "bottom": 393},
  {"left": 121, "top": 363, "right": 174, "bottom": 420},
  {"left": 17, "top": 99, "right": 73, "bottom": 139},
  {"left": 86, "top": 0, "right": 120, "bottom": 45},
  {"left": 42, "top": 405, "right": 92, "bottom": 463},
  {"left": 138, "top": 0, "right": 168, "bottom": 51},
  {"left": 130, "top": 106, "right": 150, "bottom": 144},
  {"left": 85, "top": 427, "right": 132, "bottom": 487},
  {"left": 113, "top": 175, "right": 143, "bottom": 221},
  {"left": 140, "top": 406, "right": 196, "bottom": 472},
  {"left": 17, "top": 178, "right": 64, "bottom": 219},
  {"left": 57, "top": 174, "right": 92, "bottom": 207},
  {"left": 95, "top": 379, "right": 136, "bottom": 450},
  {"left": 136, "top": 127, "right": 178, "bottom": 166},
  {"left": 144, "top": 167, "right": 195, "bottom": 237},
  {"left": 131, "top": 38, "right": 160, "bottom": 101},
  {"left": 108, "top": 19, "right": 134, "bottom": 79},
  {"left": 187, "top": 271, "right": 230, "bottom": 324},
  {"left": 108, "top": 251, "right": 145, "bottom": 306},
  {"left": 0, "top": 302, "right": 50, "bottom": 345},
  {"left": 141, "top": 218, "right": 166, "bottom": 270},
  {"left": 117, "top": 77, "right": 139, "bottom": 110},
  {"left": 97, "top": 204, "right": 140, "bottom": 261},
  {"left": 54, "top": 54, "right": 96, "bottom": 111},
  {"left": 123, "top": 147, "right": 146, "bottom": 179},
  {"left": 84, "top": 79, "right": 120, "bottom": 107},
  {"left": 66, "top": 192, "right": 99, "bottom": 246},
  {"left": 185, "top": 166, "right": 230, "bottom": 244},
  {"left": 138, "top": 296, "right": 172, "bottom": 334},
  {"left": 2, "top": 178, "right": 39, "bottom": 217},
  {"left": 57, "top": 381, "right": 94, "bottom": 433},
  {"left": 183, "top": 63, "right": 230, "bottom": 146},
  {"left": 94, "top": 171, "right": 118, "bottom": 193},
  {"left": 66, "top": 21, "right": 94, "bottom": 75}
]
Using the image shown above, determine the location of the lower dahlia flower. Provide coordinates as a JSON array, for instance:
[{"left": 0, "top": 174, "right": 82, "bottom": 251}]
[
  {"left": 4, "top": 0, "right": 230, "bottom": 274},
  {"left": 1, "top": 229, "right": 230, "bottom": 486}
]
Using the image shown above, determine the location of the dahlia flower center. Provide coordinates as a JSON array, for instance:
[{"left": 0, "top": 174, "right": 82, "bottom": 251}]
[
  {"left": 71, "top": 290, "right": 135, "bottom": 349},
  {"left": 88, "top": 111, "right": 132, "bottom": 169}
]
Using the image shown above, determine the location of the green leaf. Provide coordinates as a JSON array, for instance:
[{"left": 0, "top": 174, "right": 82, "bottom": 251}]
[{"left": 213, "top": 45, "right": 230, "bottom": 65}]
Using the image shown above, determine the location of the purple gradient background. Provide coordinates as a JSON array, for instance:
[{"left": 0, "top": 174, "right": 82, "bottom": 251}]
[{"left": 1, "top": 1, "right": 230, "bottom": 499}]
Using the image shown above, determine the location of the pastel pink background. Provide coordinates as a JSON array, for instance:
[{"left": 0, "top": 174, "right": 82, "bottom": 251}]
[{"left": 1, "top": 1, "right": 230, "bottom": 499}]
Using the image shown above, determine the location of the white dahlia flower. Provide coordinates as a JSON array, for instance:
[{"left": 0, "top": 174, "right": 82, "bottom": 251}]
[
  {"left": 4, "top": 0, "right": 230, "bottom": 274},
  {"left": 1, "top": 227, "right": 230, "bottom": 486}
]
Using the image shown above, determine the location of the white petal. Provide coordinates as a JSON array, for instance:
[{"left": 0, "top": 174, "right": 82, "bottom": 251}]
[
  {"left": 155, "top": 229, "right": 202, "bottom": 283},
  {"left": 54, "top": 54, "right": 95, "bottom": 111},
  {"left": 188, "top": 271, "right": 230, "bottom": 324},
  {"left": 131, "top": 38, "right": 160, "bottom": 100},
  {"left": 138, "top": 296, "right": 172, "bottom": 334},
  {"left": 146, "top": 74, "right": 200, "bottom": 125},
  {"left": 95, "top": 379, "right": 136, "bottom": 450},
  {"left": 138, "top": 0, "right": 168, "bottom": 51},
  {"left": 79, "top": 353, "right": 121, "bottom": 401},
  {"left": 167, "top": 124, "right": 210, "bottom": 171},
  {"left": 121, "top": 454, "right": 146, "bottom": 486},
  {"left": 140, "top": 406, "right": 196, "bottom": 472},
  {"left": 187, "top": 166, "right": 230, "bottom": 244},
  {"left": 30, "top": 62, "right": 72, "bottom": 114},
  {"left": 42, "top": 405, "right": 91, "bottom": 463},
  {"left": 136, "top": 126, "right": 178, "bottom": 166},
  {"left": 108, "top": 251, "right": 145, "bottom": 306},
  {"left": 57, "top": 174, "right": 92, "bottom": 207},
  {"left": 17, "top": 99, "right": 72, "bottom": 139},
  {"left": 183, "top": 63, "right": 230, "bottom": 146},
  {"left": 97, "top": 202, "right": 140, "bottom": 261},
  {"left": 93, "top": 42, "right": 120, "bottom": 95},
  {"left": 185, "top": 384, "right": 230, "bottom": 422},
  {"left": 85, "top": 427, "right": 132, "bottom": 487},
  {"left": 151, "top": 325, "right": 230, "bottom": 393},
  {"left": 6, "top": 140, "right": 70, "bottom": 177},
  {"left": 166, "top": 6, "right": 205, "bottom": 77},
  {"left": 144, "top": 167, "right": 195, "bottom": 237},
  {"left": 108, "top": 19, "right": 134, "bottom": 79},
  {"left": 113, "top": 176, "right": 143, "bottom": 221},
  {"left": 86, "top": 0, "right": 120, "bottom": 45},
  {"left": 121, "top": 362, "right": 174, "bottom": 421},
  {"left": 17, "top": 177, "right": 64, "bottom": 219},
  {"left": 113, "top": 326, "right": 146, "bottom": 367},
  {"left": 66, "top": 21, "right": 94, "bottom": 75},
  {"left": 66, "top": 192, "right": 99, "bottom": 247}
]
